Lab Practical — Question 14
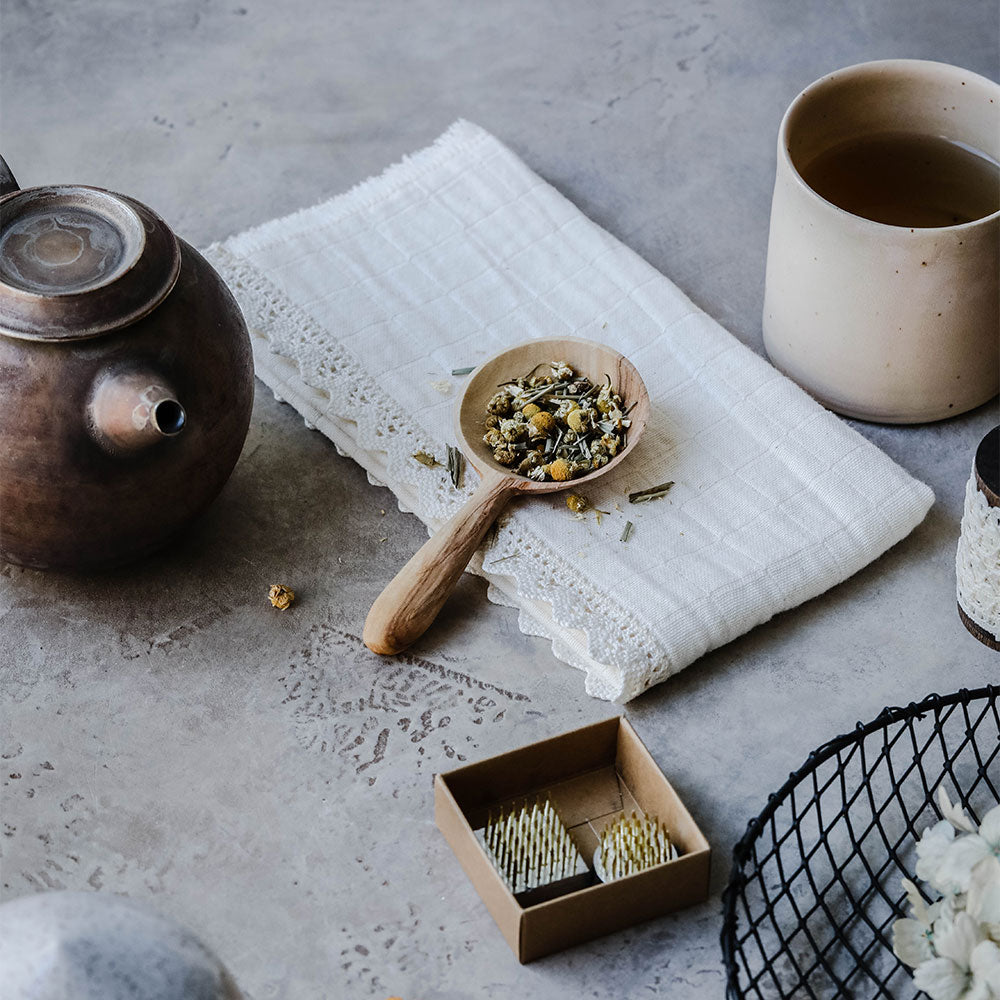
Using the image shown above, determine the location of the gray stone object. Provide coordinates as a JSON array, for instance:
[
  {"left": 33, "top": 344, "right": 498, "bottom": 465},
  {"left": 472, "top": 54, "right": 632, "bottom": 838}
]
[{"left": 0, "top": 891, "right": 241, "bottom": 1000}]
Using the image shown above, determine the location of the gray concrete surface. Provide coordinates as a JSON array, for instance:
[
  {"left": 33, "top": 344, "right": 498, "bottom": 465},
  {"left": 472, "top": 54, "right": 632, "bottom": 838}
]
[{"left": 1, "top": 2, "right": 997, "bottom": 997}]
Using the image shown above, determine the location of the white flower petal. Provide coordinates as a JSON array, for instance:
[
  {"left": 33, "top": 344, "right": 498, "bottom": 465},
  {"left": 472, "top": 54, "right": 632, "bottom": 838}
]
[
  {"left": 935, "top": 911, "right": 985, "bottom": 969},
  {"left": 969, "top": 856, "right": 1000, "bottom": 926},
  {"left": 919, "top": 821, "right": 959, "bottom": 891},
  {"left": 903, "top": 877, "right": 933, "bottom": 925},
  {"left": 894, "top": 917, "right": 935, "bottom": 967},
  {"left": 970, "top": 940, "right": 1000, "bottom": 992},
  {"left": 979, "top": 805, "right": 1000, "bottom": 853},
  {"left": 939, "top": 786, "right": 979, "bottom": 834},
  {"left": 971, "top": 938, "right": 1000, "bottom": 971},
  {"left": 913, "top": 957, "right": 969, "bottom": 1000},
  {"left": 960, "top": 981, "right": 992, "bottom": 1000},
  {"left": 938, "top": 837, "right": 995, "bottom": 896},
  {"left": 939, "top": 894, "right": 963, "bottom": 928}
]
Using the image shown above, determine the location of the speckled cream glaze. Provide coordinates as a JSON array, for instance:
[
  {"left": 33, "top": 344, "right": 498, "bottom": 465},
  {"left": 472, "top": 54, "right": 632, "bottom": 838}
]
[{"left": 763, "top": 60, "right": 1000, "bottom": 423}]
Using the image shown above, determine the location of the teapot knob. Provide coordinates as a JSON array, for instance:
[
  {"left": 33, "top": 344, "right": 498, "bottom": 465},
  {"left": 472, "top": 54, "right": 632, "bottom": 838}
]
[{"left": 88, "top": 368, "right": 186, "bottom": 454}]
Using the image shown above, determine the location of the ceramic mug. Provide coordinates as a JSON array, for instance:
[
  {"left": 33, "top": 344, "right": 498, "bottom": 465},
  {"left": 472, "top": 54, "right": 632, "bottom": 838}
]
[{"left": 762, "top": 59, "right": 999, "bottom": 423}]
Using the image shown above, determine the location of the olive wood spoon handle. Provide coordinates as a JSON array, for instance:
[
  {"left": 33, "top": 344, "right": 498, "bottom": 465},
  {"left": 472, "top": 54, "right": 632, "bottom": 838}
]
[{"left": 364, "top": 468, "right": 520, "bottom": 655}]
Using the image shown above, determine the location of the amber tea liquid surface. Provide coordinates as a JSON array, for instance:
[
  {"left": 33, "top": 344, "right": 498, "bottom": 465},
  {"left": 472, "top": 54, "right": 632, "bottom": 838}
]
[{"left": 799, "top": 131, "right": 1000, "bottom": 227}]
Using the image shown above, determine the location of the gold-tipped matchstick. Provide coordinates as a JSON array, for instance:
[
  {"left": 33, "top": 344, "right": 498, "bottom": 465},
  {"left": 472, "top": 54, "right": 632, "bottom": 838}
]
[
  {"left": 594, "top": 811, "right": 679, "bottom": 882},
  {"left": 481, "top": 797, "right": 585, "bottom": 895}
]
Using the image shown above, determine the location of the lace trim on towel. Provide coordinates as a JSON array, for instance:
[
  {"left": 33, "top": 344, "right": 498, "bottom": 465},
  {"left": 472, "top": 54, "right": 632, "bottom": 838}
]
[
  {"left": 206, "top": 245, "right": 669, "bottom": 702},
  {"left": 957, "top": 472, "right": 1000, "bottom": 639}
]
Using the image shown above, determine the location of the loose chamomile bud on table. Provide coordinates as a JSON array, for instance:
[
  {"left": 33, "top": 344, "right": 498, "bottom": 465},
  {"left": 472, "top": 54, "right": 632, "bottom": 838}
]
[{"left": 268, "top": 584, "right": 295, "bottom": 610}]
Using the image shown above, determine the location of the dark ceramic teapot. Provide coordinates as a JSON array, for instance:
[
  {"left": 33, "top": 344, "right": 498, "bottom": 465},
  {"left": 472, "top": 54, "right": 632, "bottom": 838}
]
[{"left": 0, "top": 157, "right": 254, "bottom": 570}]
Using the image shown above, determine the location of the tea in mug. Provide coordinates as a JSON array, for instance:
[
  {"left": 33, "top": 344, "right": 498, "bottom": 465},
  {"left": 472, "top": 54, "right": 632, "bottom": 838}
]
[{"left": 799, "top": 131, "right": 1000, "bottom": 228}]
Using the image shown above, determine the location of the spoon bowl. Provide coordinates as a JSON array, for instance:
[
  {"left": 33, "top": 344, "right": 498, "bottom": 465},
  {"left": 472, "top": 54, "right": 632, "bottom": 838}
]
[
  {"left": 363, "top": 336, "right": 649, "bottom": 655},
  {"left": 455, "top": 336, "right": 650, "bottom": 492}
]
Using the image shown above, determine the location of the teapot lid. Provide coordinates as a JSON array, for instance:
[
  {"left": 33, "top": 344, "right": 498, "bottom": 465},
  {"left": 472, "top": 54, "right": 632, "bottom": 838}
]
[{"left": 0, "top": 186, "right": 181, "bottom": 341}]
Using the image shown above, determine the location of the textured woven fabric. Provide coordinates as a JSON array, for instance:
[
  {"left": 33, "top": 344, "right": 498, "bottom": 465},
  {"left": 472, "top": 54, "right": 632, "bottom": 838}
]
[
  {"left": 957, "top": 472, "right": 1000, "bottom": 639},
  {"left": 205, "top": 120, "right": 934, "bottom": 702}
]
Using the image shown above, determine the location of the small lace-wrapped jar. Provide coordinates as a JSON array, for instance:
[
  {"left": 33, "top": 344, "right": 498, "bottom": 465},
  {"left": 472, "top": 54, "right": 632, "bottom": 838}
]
[{"left": 957, "top": 426, "right": 1000, "bottom": 649}]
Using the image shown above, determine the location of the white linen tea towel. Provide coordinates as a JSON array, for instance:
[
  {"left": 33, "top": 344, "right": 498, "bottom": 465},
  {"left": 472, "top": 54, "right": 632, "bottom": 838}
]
[{"left": 205, "top": 120, "right": 934, "bottom": 702}]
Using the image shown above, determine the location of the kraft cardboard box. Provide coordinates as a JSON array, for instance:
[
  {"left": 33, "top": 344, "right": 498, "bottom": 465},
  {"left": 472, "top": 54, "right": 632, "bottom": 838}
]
[{"left": 434, "top": 716, "right": 711, "bottom": 963}]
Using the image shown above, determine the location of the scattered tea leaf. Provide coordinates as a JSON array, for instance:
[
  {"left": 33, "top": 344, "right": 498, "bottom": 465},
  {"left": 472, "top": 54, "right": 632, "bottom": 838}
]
[
  {"left": 451, "top": 366, "right": 476, "bottom": 376},
  {"left": 446, "top": 444, "right": 465, "bottom": 489},
  {"left": 412, "top": 451, "right": 442, "bottom": 468},
  {"left": 628, "top": 481, "right": 675, "bottom": 504},
  {"left": 620, "top": 521, "right": 634, "bottom": 543}
]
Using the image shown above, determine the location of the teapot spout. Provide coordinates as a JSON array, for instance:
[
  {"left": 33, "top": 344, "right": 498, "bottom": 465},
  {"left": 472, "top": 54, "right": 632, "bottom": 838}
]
[{"left": 89, "top": 368, "right": 186, "bottom": 453}]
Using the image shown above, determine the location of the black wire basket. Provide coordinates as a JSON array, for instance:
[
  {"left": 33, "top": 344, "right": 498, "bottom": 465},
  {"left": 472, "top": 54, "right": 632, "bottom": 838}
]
[{"left": 721, "top": 685, "right": 1000, "bottom": 999}]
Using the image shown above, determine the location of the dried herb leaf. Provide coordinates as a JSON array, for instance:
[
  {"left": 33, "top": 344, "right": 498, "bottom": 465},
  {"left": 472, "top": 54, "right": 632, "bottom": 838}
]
[
  {"left": 446, "top": 444, "right": 465, "bottom": 489},
  {"left": 620, "top": 521, "right": 634, "bottom": 543},
  {"left": 412, "top": 451, "right": 442, "bottom": 468},
  {"left": 451, "top": 366, "right": 476, "bottom": 376},
  {"left": 628, "top": 481, "right": 675, "bottom": 504}
]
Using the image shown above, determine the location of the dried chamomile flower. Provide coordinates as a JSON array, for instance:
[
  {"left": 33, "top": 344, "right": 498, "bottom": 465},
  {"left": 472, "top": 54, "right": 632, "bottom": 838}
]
[
  {"left": 529, "top": 411, "right": 557, "bottom": 435},
  {"left": 566, "top": 494, "right": 590, "bottom": 514},
  {"left": 268, "top": 584, "right": 295, "bottom": 610},
  {"left": 484, "top": 361, "right": 631, "bottom": 482},
  {"left": 600, "top": 434, "right": 620, "bottom": 456},
  {"left": 499, "top": 419, "right": 528, "bottom": 443},
  {"left": 487, "top": 390, "right": 514, "bottom": 416},
  {"left": 546, "top": 458, "right": 573, "bottom": 481}
]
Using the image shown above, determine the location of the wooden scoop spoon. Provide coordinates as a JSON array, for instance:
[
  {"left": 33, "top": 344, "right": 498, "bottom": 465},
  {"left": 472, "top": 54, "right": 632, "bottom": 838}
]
[{"left": 363, "top": 337, "right": 650, "bottom": 655}]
